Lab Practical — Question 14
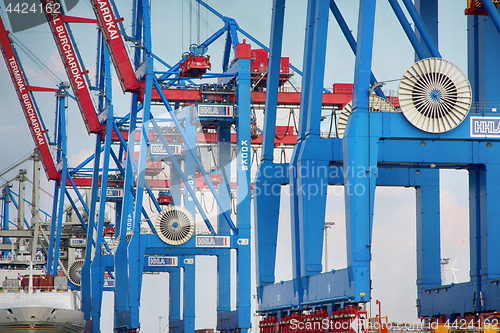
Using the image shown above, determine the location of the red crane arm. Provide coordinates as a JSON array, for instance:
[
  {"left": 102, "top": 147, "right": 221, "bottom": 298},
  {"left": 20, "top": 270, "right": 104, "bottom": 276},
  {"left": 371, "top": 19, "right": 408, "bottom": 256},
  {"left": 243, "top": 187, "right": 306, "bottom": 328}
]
[
  {"left": 0, "top": 16, "right": 59, "bottom": 181},
  {"left": 41, "top": 0, "right": 102, "bottom": 135},
  {"left": 89, "top": 0, "right": 140, "bottom": 93}
]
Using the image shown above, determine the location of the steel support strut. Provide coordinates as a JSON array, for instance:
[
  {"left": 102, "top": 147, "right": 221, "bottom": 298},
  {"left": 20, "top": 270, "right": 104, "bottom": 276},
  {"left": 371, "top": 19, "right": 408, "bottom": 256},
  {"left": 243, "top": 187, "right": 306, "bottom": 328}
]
[
  {"left": 235, "top": 42, "right": 252, "bottom": 333},
  {"left": 342, "top": 0, "right": 378, "bottom": 302}
]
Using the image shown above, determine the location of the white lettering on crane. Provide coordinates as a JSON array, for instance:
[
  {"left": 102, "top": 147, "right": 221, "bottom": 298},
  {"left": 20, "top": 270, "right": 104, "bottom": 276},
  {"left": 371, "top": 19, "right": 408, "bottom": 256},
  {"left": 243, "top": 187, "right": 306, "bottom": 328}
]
[
  {"left": 8, "top": 57, "right": 26, "bottom": 94},
  {"left": 53, "top": 21, "right": 85, "bottom": 90},
  {"left": 126, "top": 213, "right": 133, "bottom": 232},
  {"left": 97, "top": 0, "right": 120, "bottom": 40},
  {"left": 186, "top": 174, "right": 195, "bottom": 201},
  {"left": 240, "top": 140, "right": 249, "bottom": 171},
  {"left": 8, "top": 57, "right": 46, "bottom": 146}
]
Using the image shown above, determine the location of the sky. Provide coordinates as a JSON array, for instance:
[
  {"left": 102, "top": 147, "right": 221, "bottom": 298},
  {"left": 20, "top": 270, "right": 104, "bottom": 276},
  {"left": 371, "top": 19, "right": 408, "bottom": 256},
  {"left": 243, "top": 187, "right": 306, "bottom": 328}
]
[{"left": 0, "top": 0, "right": 472, "bottom": 332}]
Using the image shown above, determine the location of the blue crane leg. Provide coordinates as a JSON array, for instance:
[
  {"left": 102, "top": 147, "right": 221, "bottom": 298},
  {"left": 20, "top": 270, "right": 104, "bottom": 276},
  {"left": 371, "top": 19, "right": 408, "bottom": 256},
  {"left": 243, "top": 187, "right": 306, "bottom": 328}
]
[
  {"left": 217, "top": 126, "right": 231, "bottom": 313},
  {"left": 169, "top": 268, "right": 181, "bottom": 321},
  {"left": 91, "top": 43, "right": 114, "bottom": 332},
  {"left": 82, "top": 135, "right": 101, "bottom": 321},
  {"left": 413, "top": 0, "right": 438, "bottom": 61},
  {"left": 170, "top": 165, "right": 182, "bottom": 206},
  {"left": 114, "top": 95, "right": 138, "bottom": 328},
  {"left": 184, "top": 258, "right": 196, "bottom": 332},
  {"left": 480, "top": 0, "right": 500, "bottom": 35},
  {"left": 236, "top": 49, "right": 252, "bottom": 332},
  {"left": 343, "top": 0, "right": 378, "bottom": 303},
  {"left": 483, "top": 165, "right": 500, "bottom": 279},
  {"left": 128, "top": 0, "right": 153, "bottom": 322},
  {"left": 254, "top": 0, "right": 286, "bottom": 289},
  {"left": 416, "top": 171, "right": 441, "bottom": 288},
  {"left": 46, "top": 182, "right": 58, "bottom": 275},
  {"left": 297, "top": 0, "right": 330, "bottom": 278}
]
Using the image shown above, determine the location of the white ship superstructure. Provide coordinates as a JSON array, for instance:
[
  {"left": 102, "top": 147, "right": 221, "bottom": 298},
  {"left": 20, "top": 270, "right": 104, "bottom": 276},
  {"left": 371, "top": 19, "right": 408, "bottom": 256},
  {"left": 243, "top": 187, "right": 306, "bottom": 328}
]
[{"left": 0, "top": 266, "right": 84, "bottom": 333}]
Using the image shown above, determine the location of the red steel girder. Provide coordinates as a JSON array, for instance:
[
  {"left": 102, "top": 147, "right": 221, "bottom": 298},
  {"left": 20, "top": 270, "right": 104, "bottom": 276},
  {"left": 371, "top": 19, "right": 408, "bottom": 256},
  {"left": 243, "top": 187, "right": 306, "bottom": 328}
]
[
  {"left": 41, "top": 0, "right": 103, "bottom": 135},
  {"left": 152, "top": 89, "right": 353, "bottom": 107},
  {"left": 0, "top": 16, "right": 59, "bottom": 181},
  {"left": 88, "top": 0, "right": 141, "bottom": 93},
  {"left": 71, "top": 174, "right": 222, "bottom": 189}
]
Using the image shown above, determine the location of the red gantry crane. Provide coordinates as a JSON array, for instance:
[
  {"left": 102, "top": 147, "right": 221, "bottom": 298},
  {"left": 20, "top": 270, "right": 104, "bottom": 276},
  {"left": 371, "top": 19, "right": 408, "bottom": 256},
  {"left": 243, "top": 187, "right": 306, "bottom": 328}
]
[
  {"left": 0, "top": 15, "right": 59, "bottom": 181},
  {"left": 41, "top": 0, "right": 104, "bottom": 135},
  {"left": 88, "top": 0, "right": 141, "bottom": 93}
]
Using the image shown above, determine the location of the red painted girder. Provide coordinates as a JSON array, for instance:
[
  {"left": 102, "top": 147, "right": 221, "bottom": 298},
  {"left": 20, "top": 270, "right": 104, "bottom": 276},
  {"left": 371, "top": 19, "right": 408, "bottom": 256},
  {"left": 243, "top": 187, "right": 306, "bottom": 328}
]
[
  {"left": 71, "top": 174, "right": 222, "bottom": 189},
  {"left": 0, "top": 17, "right": 59, "bottom": 181},
  {"left": 41, "top": 0, "right": 102, "bottom": 134},
  {"left": 88, "top": 0, "right": 141, "bottom": 93},
  {"left": 197, "top": 133, "right": 297, "bottom": 146},
  {"left": 152, "top": 89, "right": 353, "bottom": 107}
]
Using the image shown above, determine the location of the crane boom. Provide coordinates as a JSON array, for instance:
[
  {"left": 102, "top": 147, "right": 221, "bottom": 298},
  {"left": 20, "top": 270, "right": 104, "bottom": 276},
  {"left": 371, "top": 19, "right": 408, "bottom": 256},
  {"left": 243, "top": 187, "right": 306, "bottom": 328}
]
[
  {"left": 0, "top": 16, "right": 59, "bottom": 181},
  {"left": 41, "top": 0, "right": 103, "bottom": 134},
  {"left": 89, "top": 0, "right": 141, "bottom": 93}
]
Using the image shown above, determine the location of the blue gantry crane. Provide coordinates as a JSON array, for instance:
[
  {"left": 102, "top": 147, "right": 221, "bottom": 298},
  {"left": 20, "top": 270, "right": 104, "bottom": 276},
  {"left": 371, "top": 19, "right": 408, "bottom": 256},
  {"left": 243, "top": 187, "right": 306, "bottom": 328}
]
[
  {"left": 255, "top": 0, "right": 500, "bottom": 328},
  {"left": 3, "top": 0, "right": 500, "bottom": 332}
]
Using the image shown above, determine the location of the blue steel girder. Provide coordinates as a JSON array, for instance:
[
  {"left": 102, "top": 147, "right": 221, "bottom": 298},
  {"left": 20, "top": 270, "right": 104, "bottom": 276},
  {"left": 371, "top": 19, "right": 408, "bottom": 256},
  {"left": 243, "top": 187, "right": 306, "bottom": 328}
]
[
  {"left": 82, "top": 133, "right": 102, "bottom": 320},
  {"left": 386, "top": 0, "right": 429, "bottom": 60},
  {"left": 293, "top": 0, "right": 331, "bottom": 284},
  {"left": 401, "top": 0, "right": 441, "bottom": 57},
  {"left": 482, "top": 0, "right": 500, "bottom": 34},
  {"left": 254, "top": 0, "right": 285, "bottom": 290},
  {"left": 235, "top": 44, "right": 252, "bottom": 332},
  {"left": 217, "top": 126, "right": 232, "bottom": 314},
  {"left": 151, "top": 79, "right": 235, "bottom": 232},
  {"left": 342, "top": 0, "right": 378, "bottom": 304},
  {"left": 329, "top": 0, "right": 386, "bottom": 98},
  {"left": 125, "top": 0, "right": 155, "bottom": 328},
  {"left": 414, "top": 0, "right": 438, "bottom": 61},
  {"left": 149, "top": 117, "right": 216, "bottom": 234},
  {"left": 90, "top": 40, "right": 115, "bottom": 333}
]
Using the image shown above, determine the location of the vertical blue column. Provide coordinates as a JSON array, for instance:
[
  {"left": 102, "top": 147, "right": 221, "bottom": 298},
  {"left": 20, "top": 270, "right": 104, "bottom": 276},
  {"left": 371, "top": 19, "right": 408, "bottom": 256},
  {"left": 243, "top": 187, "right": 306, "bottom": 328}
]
[
  {"left": 91, "top": 41, "right": 114, "bottom": 333},
  {"left": 254, "top": 0, "right": 285, "bottom": 288},
  {"left": 128, "top": 0, "right": 152, "bottom": 327},
  {"left": 183, "top": 119, "right": 196, "bottom": 219},
  {"left": 469, "top": 165, "right": 486, "bottom": 312},
  {"left": 170, "top": 166, "right": 182, "bottom": 206},
  {"left": 413, "top": 0, "right": 438, "bottom": 61},
  {"left": 484, "top": 165, "right": 500, "bottom": 279},
  {"left": 169, "top": 268, "right": 181, "bottom": 321},
  {"left": 46, "top": 182, "right": 59, "bottom": 275},
  {"left": 467, "top": 6, "right": 500, "bottom": 106},
  {"left": 217, "top": 126, "right": 231, "bottom": 313},
  {"left": 114, "top": 95, "right": 137, "bottom": 328},
  {"left": 1, "top": 188, "right": 11, "bottom": 257},
  {"left": 288, "top": 0, "right": 316, "bottom": 298},
  {"left": 183, "top": 258, "right": 196, "bottom": 332},
  {"left": 342, "top": 0, "right": 378, "bottom": 303},
  {"left": 235, "top": 42, "right": 252, "bottom": 332},
  {"left": 183, "top": 118, "right": 197, "bottom": 333},
  {"left": 296, "top": 0, "right": 331, "bottom": 278},
  {"left": 51, "top": 88, "right": 68, "bottom": 278},
  {"left": 82, "top": 134, "right": 101, "bottom": 320},
  {"left": 469, "top": 166, "right": 482, "bottom": 287},
  {"left": 415, "top": 169, "right": 441, "bottom": 288}
]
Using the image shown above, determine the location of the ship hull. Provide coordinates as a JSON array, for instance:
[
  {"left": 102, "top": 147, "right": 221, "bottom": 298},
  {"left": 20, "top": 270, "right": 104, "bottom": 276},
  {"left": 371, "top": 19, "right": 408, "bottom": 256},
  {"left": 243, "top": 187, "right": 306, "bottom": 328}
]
[{"left": 0, "top": 306, "right": 84, "bottom": 332}]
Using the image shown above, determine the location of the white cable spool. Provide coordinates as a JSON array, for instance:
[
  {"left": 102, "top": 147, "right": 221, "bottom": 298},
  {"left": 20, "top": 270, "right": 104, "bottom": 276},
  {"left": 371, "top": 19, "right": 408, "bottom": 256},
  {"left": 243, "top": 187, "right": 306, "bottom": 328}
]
[
  {"left": 68, "top": 259, "right": 85, "bottom": 286},
  {"left": 398, "top": 58, "right": 472, "bottom": 133},
  {"left": 337, "top": 95, "right": 396, "bottom": 139},
  {"left": 155, "top": 205, "right": 195, "bottom": 245}
]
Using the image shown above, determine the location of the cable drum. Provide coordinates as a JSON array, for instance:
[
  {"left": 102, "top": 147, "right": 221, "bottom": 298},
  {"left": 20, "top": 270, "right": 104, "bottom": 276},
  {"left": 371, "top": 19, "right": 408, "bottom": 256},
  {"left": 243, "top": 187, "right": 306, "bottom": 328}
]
[
  {"left": 337, "top": 95, "right": 396, "bottom": 139},
  {"left": 155, "top": 205, "right": 195, "bottom": 245},
  {"left": 68, "top": 259, "right": 85, "bottom": 286},
  {"left": 398, "top": 58, "right": 472, "bottom": 133}
]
